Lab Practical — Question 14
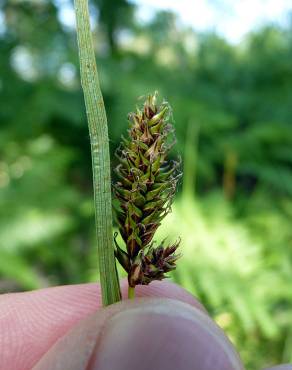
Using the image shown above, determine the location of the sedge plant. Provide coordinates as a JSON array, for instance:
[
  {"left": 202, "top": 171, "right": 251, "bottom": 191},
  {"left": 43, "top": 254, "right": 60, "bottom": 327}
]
[
  {"left": 74, "top": 0, "right": 120, "bottom": 305},
  {"left": 74, "top": 0, "right": 181, "bottom": 303},
  {"left": 114, "top": 94, "right": 181, "bottom": 298}
]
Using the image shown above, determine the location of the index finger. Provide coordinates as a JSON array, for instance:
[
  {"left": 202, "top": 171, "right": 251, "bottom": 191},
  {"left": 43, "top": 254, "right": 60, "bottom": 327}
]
[{"left": 0, "top": 280, "right": 205, "bottom": 370}]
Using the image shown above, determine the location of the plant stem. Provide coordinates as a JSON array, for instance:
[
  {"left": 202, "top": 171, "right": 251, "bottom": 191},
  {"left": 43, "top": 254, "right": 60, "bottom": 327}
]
[
  {"left": 128, "top": 286, "right": 135, "bottom": 299},
  {"left": 74, "top": 0, "right": 120, "bottom": 305}
]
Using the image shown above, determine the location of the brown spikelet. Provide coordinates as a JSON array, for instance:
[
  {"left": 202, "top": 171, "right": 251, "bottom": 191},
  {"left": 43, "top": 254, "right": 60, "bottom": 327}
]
[{"left": 113, "top": 93, "right": 181, "bottom": 288}]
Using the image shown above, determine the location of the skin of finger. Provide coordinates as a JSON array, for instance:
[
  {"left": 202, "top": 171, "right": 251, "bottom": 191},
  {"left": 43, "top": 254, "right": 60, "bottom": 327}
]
[
  {"left": 0, "top": 280, "right": 204, "bottom": 370},
  {"left": 32, "top": 298, "right": 244, "bottom": 370}
]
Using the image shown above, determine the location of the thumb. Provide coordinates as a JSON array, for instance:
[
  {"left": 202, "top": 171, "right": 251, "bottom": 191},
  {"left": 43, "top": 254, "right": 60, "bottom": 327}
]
[{"left": 33, "top": 298, "right": 244, "bottom": 370}]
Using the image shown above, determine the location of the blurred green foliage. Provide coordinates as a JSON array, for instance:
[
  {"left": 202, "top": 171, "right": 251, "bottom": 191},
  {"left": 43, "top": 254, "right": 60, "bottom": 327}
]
[{"left": 0, "top": 1, "right": 292, "bottom": 369}]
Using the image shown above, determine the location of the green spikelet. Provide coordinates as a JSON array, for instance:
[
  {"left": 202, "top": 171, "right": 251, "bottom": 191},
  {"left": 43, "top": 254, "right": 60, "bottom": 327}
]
[{"left": 114, "top": 93, "right": 181, "bottom": 288}]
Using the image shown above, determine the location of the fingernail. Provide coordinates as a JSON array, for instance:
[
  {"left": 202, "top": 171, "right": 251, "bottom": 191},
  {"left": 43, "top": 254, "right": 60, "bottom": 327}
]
[{"left": 89, "top": 300, "right": 243, "bottom": 370}]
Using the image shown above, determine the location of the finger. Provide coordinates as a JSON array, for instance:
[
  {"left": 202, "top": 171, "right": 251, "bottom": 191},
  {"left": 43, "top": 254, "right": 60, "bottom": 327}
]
[
  {"left": 33, "top": 298, "right": 244, "bottom": 370},
  {"left": 0, "top": 280, "right": 205, "bottom": 370},
  {"left": 0, "top": 283, "right": 101, "bottom": 370},
  {"left": 135, "top": 280, "right": 207, "bottom": 312}
]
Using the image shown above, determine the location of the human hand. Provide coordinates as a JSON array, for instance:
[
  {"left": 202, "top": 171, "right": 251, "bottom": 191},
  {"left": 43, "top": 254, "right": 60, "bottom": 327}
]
[{"left": 0, "top": 280, "right": 290, "bottom": 370}]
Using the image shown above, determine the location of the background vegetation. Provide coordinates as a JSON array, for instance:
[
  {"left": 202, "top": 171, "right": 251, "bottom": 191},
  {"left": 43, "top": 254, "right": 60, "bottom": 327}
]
[{"left": 0, "top": 1, "right": 292, "bottom": 369}]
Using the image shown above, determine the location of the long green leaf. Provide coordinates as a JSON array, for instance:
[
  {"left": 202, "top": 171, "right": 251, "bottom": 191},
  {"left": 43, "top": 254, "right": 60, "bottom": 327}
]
[{"left": 74, "top": 0, "right": 120, "bottom": 305}]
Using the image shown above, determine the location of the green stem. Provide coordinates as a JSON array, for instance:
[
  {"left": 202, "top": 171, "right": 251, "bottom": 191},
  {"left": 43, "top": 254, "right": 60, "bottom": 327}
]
[
  {"left": 128, "top": 286, "right": 135, "bottom": 299},
  {"left": 74, "top": 0, "right": 120, "bottom": 305}
]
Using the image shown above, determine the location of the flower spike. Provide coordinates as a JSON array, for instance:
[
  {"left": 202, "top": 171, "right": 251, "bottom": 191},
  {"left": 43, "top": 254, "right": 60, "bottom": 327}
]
[{"left": 114, "top": 93, "right": 181, "bottom": 289}]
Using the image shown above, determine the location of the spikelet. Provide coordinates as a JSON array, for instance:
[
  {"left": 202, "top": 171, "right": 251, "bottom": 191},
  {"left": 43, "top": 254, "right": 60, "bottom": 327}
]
[{"left": 113, "top": 93, "right": 181, "bottom": 287}]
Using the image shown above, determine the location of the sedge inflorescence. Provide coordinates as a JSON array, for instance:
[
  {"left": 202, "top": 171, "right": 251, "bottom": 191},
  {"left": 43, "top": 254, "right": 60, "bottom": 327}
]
[{"left": 113, "top": 93, "right": 181, "bottom": 288}]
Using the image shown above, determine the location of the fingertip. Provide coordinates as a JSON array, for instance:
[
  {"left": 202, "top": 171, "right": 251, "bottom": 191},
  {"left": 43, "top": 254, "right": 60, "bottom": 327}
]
[
  {"left": 120, "top": 279, "right": 207, "bottom": 312},
  {"left": 2, "top": 280, "right": 206, "bottom": 369},
  {"left": 139, "top": 280, "right": 207, "bottom": 312},
  {"left": 33, "top": 298, "right": 243, "bottom": 370}
]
